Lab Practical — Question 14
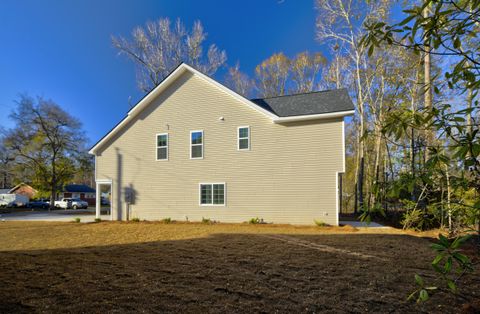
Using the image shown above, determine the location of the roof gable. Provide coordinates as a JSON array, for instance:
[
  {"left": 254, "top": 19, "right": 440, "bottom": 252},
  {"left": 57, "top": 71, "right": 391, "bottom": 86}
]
[
  {"left": 89, "top": 63, "right": 276, "bottom": 154},
  {"left": 89, "top": 63, "right": 354, "bottom": 154}
]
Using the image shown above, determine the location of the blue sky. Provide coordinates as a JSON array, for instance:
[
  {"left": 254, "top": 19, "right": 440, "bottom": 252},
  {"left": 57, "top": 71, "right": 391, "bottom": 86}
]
[{"left": 0, "top": 0, "right": 331, "bottom": 144}]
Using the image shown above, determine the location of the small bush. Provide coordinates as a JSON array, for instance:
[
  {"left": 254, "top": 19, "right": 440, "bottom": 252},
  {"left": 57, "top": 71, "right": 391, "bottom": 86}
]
[
  {"left": 94, "top": 218, "right": 101, "bottom": 223},
  {"left": 74, "top": 217, "right": 81, "bottom": 223},
  {"left": 131, "top": 217, "right": 140, "bottom": 222},
  {"left": 314, "top": 219, "right": 329, "bottom": 227},
  {"left": 249, "top": 217, "right": 262, "bottom": 224},
  {"left": 201, "top": 217, "right": 211, "bottom": 224},
  {"left": 162, "top": 217, "right": 172, "bottom": 224},
  {"left": 401, "top": 209, "right": 438, "bottom": 231}
]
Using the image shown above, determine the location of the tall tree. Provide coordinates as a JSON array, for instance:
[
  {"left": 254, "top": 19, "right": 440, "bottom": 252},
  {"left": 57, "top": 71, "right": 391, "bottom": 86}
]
[
  {"left": 364, "top": 0, "right": 480, "bottom": 300},
  {"left": 315, "top": 0, "right": 390, "bottom": 213},
  {"left": 73, "top": 152, "right": 95, "bottom": 188},
  {"left": 422, "top": 5, "right": 434, "bottom": 159},
  {"left": 4, "top": 95, "right": 86, "bottom": 208},
  {"left": 290, "top": 51, "right": 327, "bottom": 93},
  {"left": 112, "top": 18, "right": 227, "bottom": 92},
  {"left": 255, "top": 53, "right": 290, "bottom": 97},
  {"left": 224, "top": 62, "right": 253, "bottom": 97},
  {"left": 0, "top": 135, "right": 15, "bottom": 189}
]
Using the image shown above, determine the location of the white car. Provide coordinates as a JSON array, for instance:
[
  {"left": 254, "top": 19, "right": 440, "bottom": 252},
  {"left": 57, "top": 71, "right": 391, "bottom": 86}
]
[{"left": 55, "top": 198, "right": 89, "bottom": 209}]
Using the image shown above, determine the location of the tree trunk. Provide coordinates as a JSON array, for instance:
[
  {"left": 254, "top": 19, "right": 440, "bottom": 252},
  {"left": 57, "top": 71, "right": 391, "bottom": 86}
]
[
  {"left": 354, "top": 51, "right": 365, "bottom": 213},
  {"left": 445, "top": 165, "right": 452, "bottom": 234},
  {"left": 423, "top": 6, "right": 433, "bottom": 160},
  {"left": 50, "top": 157, "right": 57, "bottom": 211}
]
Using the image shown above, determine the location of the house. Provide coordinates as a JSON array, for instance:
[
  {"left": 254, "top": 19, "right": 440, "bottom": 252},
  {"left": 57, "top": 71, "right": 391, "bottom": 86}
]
[
  {"left": 59, "top": 184, "right": 96, "bottom": 205},
  {"left": 0, "top": 183, "right": 37, "bottom": 199},
  {"left": 89, "top": 63, "right": 354, "bottom": 225}
]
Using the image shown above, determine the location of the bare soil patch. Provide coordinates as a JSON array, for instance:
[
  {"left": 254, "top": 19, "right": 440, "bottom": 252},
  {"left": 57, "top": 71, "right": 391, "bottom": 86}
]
[{"left": 0, "top": 221, "right": 478, "bottom": 313}]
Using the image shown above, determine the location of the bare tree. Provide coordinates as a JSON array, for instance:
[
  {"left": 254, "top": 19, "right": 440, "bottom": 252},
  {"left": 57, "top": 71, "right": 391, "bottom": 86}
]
[
  {"left": 255, "top": 53, "right": 290, "bottom": 97},
  {"left": 322, "top": 50, "right": 350, "bottom": 89},
  {"left": 0, "top": 135, "right": 15, "bottom": 189},
  {"left": 316, "top": 0, "right": 390, "bottom": 213},
  {"left": 224, "top": 62, "right": 254, "bottom": 97},
  {"left": 112, "top": 18, "right": 227, "bottom": 92},
  {"left": 4, "top": 95, "right": 86, "bottom": 208},
  {"left": 290, "top": 51, "right": 327, "bottom": 93}
]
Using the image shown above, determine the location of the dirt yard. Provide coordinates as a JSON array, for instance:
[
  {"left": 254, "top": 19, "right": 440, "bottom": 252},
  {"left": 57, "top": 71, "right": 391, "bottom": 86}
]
[{"left": 0, "top": 221, "right": 478, "bottom": 313}]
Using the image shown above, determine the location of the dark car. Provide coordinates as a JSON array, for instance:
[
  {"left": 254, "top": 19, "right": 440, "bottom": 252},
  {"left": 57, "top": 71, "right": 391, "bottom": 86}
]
[{"left": 27, "top": 200, "right": 50, "bottom": 209}]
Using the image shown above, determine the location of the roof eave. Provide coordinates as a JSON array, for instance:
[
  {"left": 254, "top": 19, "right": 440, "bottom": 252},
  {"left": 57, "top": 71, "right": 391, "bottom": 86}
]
[{"left": 273, "top": 110, "right": 355, "bottom": 124}]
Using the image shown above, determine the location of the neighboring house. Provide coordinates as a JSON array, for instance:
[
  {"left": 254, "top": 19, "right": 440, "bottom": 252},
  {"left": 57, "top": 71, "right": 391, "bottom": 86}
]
[
  {"left": 89, "top": 63, "right": 354, "bottom": 225},
  {"left": 59, "top": 184, "right": 96, "bottom": 206},
  {"left": 1, "top": 183, "right": 37, "bottom": 199}
]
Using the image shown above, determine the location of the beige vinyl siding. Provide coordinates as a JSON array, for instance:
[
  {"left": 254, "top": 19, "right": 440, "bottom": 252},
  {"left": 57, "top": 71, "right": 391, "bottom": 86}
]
[{"left": 95, "top": 71, "right": 344, "bottom": 225}]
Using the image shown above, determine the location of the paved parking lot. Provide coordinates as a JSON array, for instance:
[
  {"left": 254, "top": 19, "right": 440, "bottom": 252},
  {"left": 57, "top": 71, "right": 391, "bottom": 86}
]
[{"left": 0, "top": 209, "right": 111, "bottom": 222}]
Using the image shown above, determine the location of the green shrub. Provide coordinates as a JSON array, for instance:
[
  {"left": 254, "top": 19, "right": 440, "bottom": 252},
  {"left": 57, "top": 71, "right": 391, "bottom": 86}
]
[
  {"left": 131, "top": 217, "right": 140, "bottom": 222},
  {"left": 401, "top": 208, "right": 438, "bottom": 231},
  {"left": 73, "top": 217, "right": 81, "bottom": 223},
  {"left": 248, "top": 217, "right": 262, "bottom": 224},
  {"left": 201, "top": 217, "right": 211, "bottom": 224},
  {"left": 162, "top": 217, "right": 172, "bottom": 224},
  {"left": 314, "top": 219, "right": 330, "bottom": 227},
  {"left": 94, "top": 218, "right": 101, "bottom": 223}
]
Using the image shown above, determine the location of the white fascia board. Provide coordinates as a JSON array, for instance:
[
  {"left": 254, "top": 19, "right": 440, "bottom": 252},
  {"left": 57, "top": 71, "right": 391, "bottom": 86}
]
[{"left": 273, "top": 110, "right": 355, "bottom": 123}]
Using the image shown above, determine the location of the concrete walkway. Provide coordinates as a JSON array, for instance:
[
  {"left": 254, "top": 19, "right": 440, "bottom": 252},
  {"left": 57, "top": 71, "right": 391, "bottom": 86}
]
[
  {"left": 340, "top": 220, "right": 388, "bottom": 228},
  {"left": 0, "top": 210, "right": 111, "bottom": 223}
]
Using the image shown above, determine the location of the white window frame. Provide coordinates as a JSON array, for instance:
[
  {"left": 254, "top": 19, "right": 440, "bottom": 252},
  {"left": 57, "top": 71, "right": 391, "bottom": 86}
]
[
  {"left": 156, "top": 133, "right": 169, "bottom": 161},
  {"left": 190, "top": 130, "right": 204, "bottom": 159},
  {"left": 199, "top": 182, "right": 226, "bottom": 206},
  {"left": 237, "top": 126, "right": 250, "bottom": 151}
]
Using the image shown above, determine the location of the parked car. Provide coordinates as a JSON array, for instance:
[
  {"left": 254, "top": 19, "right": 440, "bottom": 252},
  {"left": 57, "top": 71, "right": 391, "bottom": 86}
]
[
  {"left": 55, "top": 198, "right": 88, "bottom": 209},
  {"left": 101, "top": 197, "right": 110, "bottom": 205},
  {"left": 70, "top": 198, "right": 89, "bottom": 209},
  {"left": 0, "top": 194, "right": 29, "bottom": 208},
  {"left": 0, "top": 199, "right": 8, "bottom": 208},
  {"left": 27, "top": 200, "right": 50, "bottom": 209}
]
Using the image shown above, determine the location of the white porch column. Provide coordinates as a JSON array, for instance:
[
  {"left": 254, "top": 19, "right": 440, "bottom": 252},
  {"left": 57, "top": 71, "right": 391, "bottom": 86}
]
[{"left": 95, "top": 182, "right": 101, "bottom": 219}]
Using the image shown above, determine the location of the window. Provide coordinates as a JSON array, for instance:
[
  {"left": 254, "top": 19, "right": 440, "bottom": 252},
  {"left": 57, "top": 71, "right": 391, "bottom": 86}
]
[
  {"left": 190, "top": 130, "right": 203, "bottom": 159},
  {"left": 200, "top": 183, "right": 225, "bottom": 206},
  {"left": 238, "top": 126, "right": 250, "bottom": 150},
  {"left": 156, "top": 133, "right": 168, "bottom": 160}
]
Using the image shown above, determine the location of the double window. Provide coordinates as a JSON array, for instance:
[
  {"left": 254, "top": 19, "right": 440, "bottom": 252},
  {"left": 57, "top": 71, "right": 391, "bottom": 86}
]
[
  {"left": 190, "top": 130, "right": 204, "bottom": 159},
  {"left": 157, "top": 127, "right": 250, "bottom": 161},
  {"left": 200, "top": 183, "right": 225, "bottom": 206},
  {"left": 156, "top": 133, "right": 168, "bottom": 160},
  {"left": 238, "top": 126, "right": 250, "bottom": 150}
]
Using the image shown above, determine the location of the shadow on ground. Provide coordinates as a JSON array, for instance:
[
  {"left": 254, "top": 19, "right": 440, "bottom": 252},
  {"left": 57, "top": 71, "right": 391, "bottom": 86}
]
[{"left": 0, "top": 233, "right": 478, "bottom": 313}]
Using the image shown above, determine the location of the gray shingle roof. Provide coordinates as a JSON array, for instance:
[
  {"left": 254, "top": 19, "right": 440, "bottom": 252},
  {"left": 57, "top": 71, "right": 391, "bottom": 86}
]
[{"left": 250, "top": 88, "right": 354, "bottom": 117}]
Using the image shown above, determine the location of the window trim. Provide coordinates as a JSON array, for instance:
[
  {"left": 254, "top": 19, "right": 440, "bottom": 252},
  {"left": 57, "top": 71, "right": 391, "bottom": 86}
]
[
  {"left": 156, "top": 133, "right": 169, "bottom": 161},
  {"left": 190, "top": 130, "right": 204, "bottom": 160},
  {"left": 199, "top": 182, "right": 226, "bottom": 206},
  {"left": 237, "top": 126, "right": 250, "bottom": 151}
]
